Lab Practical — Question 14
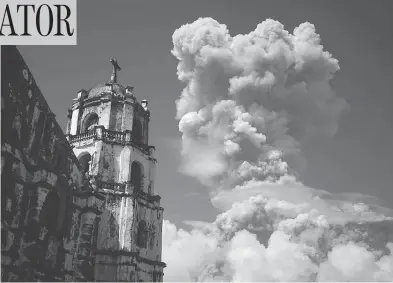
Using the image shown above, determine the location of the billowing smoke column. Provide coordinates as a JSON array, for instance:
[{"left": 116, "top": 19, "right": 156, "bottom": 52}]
[{"left": 163, "top": 18, "right": 393, "bottom": 282}]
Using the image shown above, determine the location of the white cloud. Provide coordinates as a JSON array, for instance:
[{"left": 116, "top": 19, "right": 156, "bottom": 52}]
[{"left": 163, "top": 17, "right": 393, "bottom": 282}]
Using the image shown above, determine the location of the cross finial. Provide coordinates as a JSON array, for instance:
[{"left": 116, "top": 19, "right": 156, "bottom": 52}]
[{"left": 109, "top": 57, "right": 121, "bottom": 83}]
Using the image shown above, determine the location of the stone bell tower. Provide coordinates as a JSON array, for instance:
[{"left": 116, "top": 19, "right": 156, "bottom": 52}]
[{"left": 65, "top": 58, "right": 165, "bottom": 282}]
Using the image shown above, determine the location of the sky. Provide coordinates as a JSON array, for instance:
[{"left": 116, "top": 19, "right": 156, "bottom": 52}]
[{"left": 18, "top": 0, "right": 393, "bottom": 232}]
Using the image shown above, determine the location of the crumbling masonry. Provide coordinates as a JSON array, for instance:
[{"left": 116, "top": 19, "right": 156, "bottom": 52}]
[{"left": 1, "top": 46, "right": 166, "bottom": 282}]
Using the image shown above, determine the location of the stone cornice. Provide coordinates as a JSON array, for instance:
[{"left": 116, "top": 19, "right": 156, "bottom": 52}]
[
  {"left": 72, "top": 190, "right": 106, "bottom": 200},
  {"left": 72, "top": 92, "right": 149, "bottom": 112},
  {"left": 91, "top": 179, "right": 162, "bottom": 208},
  {"left": 1, "top": 147, "right": 82, "bottom": 188},
  {"left": 71, "top": 92, "right": 152, "bottom": 122},
  {"left": 95, "top": 249, "right": 166, "bottom": 268}
]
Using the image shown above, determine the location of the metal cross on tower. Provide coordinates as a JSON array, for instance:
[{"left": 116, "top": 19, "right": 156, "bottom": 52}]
[{"left": 109, "top": 57, "right": 121, "bottom": 83}]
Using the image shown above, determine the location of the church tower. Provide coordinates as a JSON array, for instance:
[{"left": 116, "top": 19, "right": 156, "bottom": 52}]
[{"left": 65, "top": 58, "right": 165, "bottom": 282}]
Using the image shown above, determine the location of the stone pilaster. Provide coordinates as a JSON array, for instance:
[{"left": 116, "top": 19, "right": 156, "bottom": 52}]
[
  {"left": 10, "top": 183, "right": 24, "bottom": 229},
  {"left": 73, "top": 211, "right": 97, "bottom": 281},
  {"left": 71, "top": 192, "right": 105, "bottom": 281}
]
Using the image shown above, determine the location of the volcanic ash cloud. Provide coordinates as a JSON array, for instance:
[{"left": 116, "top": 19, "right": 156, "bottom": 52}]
[{"left": 163, "top": 17, "right": 393, "bottom": 282}]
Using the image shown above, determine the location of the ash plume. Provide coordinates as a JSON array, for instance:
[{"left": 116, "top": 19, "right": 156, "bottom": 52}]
[{"left": 163, "top": 17, "right": 393, "bottom": 282}]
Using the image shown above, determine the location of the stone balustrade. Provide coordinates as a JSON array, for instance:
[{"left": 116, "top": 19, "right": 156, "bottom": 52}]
[
  {"left": 69, "top": 129, "right": 96, "bottom": 143},
  {"left": 96, "top": 180, "right": 126, "bottom": 193},
  {"left": 67, "top": 127, "right": 155, "bottom": 157},
  {"left": 91, "top": 179, "right": 161, "bottom": 205},
  {"left": 103, "top": 129, "right": 126, "bottom": 143}
]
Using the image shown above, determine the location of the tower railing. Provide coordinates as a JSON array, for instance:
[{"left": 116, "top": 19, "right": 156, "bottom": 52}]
[
  {"left": 67, "top": 127, "right": 155, "bottom": 157},
  {"left": 95, "top": 179, "right": 126, "bottom": 193},
  {"left": 103, "top": 129, "right": 126, "bottom": 143},
  {"left": 68, "top": 129, "right": 96, "bottom": 143},
  {"left": 90, "top": 178, "right": 161, "bottom": 204}
]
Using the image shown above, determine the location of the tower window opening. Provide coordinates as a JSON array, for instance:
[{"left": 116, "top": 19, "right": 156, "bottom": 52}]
[
  {"left": 79, "top": 153, "right": 92, "bottom": 175},
  {"left": 136, "top": 220, "right": 148, "bottom": 248},
  {"left": 39, "top": 190, "right": 60, "bottom": 232},
  {"left": 130, "top": 161, "right": 143, "bottom": 191},
  {"left": 132, "top": 118, "right": 143, "bottom": 144},
  {"left": 31, "top": 112, "right": 46, "bottom": 158},
  {"left": 82, "top": 113, "right": 99, "bottom": 133},
  {"left": 2, "top": 229, "right": 8, "bottom": 249}
]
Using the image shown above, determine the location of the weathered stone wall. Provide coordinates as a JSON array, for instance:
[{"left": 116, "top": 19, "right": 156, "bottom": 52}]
[
  {"left": 1, "top": 46, "right": 105, "bottom": 282},
  {"left": 69, "top": 87, "right": 137, "bottom": 136},
  {"left": 66, "top": 96, "right": 164, "bottom": 282},
  {"left": 133, "top": 200, "right": 163, "bottom": 262},
  {"left": 110, "top": 102, "right": 124, "bottom": 132},
  {"left": 71, "top": 135, "right": 156, "bottom": 193},
  {"left": 123, "top": 145, "right": 155, "bottom": 194},
  {"left": 2, "top": 46, "right": 165, "bottom": 282}
]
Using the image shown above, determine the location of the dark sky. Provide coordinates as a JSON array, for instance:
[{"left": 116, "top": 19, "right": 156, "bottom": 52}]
[{"left": 18, "top": 0, "right": 393, "bottom": 228}]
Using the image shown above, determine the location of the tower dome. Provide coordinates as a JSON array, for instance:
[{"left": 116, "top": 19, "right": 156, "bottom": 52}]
[{"left": 86, "top": 82, "right": 126, "bottom": 98}]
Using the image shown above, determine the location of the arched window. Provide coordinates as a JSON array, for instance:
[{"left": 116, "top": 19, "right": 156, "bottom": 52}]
[
  {"left": 53, "top": 144, "right": 69, "bottom": 173},
  {"left": 31, "top": 112, "right": 46, "bottom": 158},
  {"left": 80, "top": 259, "right": 94, "bottom": 281},
  {"left": 132, "top": 118, "right": 143, "bottom": 144},
  {"left": 130, "top": 161, "right": 144, "bottom": 191},
  {"left": 79, "top": 153, "right": 92, "bottom": 175},
  {"left": 136, "top": 220, "right": 148, "bottom": 248},
  {"left": 56, "top": 175, "right": 68, "bottom": 229},
  {"left": 81, "top": 113, "right": 99, "bottom": 133},
  {"left": 129, "top": 271, "right": 135, "bottom": 282},
  {"left": 2, "top": 229, "right": 8, "bottom": 250},
  {"left": 153, "top": 272, "right": 161, "bottom": 282},
  {"left": 39, "top": 190, "right": 60, "bottom": 232}
]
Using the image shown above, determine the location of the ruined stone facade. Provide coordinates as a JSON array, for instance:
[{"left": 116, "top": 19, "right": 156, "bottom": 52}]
[{"left": 1, "top": 46, "right": 165, "bottom": 282}]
